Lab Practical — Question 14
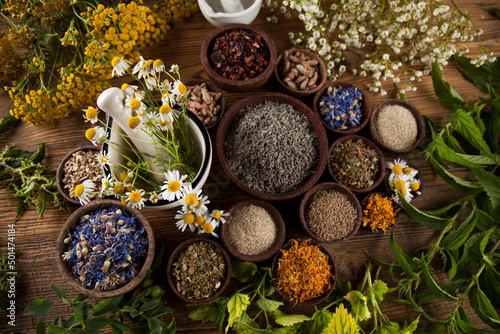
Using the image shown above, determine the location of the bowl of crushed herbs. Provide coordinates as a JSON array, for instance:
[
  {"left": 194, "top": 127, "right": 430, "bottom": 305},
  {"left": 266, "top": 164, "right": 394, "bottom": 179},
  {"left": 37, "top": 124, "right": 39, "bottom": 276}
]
[
  {"left": 56, "top": 199, "right": 155, "bottom": 298},
  {"left": 361, "top": 191, "right": 400, "bottom": 233}
]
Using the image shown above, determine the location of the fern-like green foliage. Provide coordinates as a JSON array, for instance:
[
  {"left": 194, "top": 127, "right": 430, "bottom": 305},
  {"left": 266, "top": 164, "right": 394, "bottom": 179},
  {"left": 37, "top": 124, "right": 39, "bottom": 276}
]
[{"left": 321, "top": 304, "right": 360, "bottom": 334}]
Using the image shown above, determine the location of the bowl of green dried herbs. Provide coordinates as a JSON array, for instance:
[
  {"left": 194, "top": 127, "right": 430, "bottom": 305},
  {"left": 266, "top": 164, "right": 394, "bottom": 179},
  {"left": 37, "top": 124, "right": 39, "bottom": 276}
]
[
  {"left": 167, "top": 238, "right": 231, "bottom": 303},
  {"left": 56, "top": 199, "right": 155, "bottom": 298},
  {"left": 328, "top": 135, "right": 385, "bottom": 195}
]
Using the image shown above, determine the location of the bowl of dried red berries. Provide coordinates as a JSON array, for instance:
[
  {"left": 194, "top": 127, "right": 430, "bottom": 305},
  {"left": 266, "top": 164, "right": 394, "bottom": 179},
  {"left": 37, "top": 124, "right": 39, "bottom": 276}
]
[{"left": 201, "top": 24, "right": 277, "bottom": 92}]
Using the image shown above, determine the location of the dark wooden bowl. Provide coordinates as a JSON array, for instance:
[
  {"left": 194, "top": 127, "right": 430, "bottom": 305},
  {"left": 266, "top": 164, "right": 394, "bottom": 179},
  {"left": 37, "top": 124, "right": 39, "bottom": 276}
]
[
  {"left": 313, "top": 82, "right": 371, "bottom": 135},
  {"left": 271, "top": 239, "right": 337, "bottom": 307},
  {"left": 273, "top": 48, "right": 327, "bottom": 98},
  {"left": 200, "top": 24, "right": 277, "bottom": 92},
  {"left": 384, "top": 169, "right": 424, "bottom": 199},
  {"left": 183, "top": 79, "right": 225, "bottom": 130},
  {"left": 56, "top": 145, "right": 102, "bottom": 205},
  {"left": 167, "top": 238, "right": 231, "bottom": 304},
  {"left": 299, "top": 182, "right": 362, "bottom": 244},
  {"left": 328, "top": 134, "right": 385, "bottom": 195},
  {"left": 361, "top": 191, "right": 400, "bottom": 233},
  {"left": 370, "top": 98, "right": 425, "bottom": 153},
  {"left": 216, "top": 92, "right": 328, "bottom": 201},
  {"left": 221, "top": 200, "right": 286, "bottom": 262},
  {"left": 55, "top": 199, "right": 155, "bottom": 298}
]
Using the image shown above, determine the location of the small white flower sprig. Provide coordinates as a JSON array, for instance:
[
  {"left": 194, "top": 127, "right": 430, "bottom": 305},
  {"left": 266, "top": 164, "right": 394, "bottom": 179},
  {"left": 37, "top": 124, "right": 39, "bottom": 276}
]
[
  {"left": 386, "top": 158, "right": 422, "bottom": 203},
  {"left": 71, "top": 57, "right": 227, "bottom": 237},
  {"left": 263, "top": 0, "right": 495, "bottom": 95}
]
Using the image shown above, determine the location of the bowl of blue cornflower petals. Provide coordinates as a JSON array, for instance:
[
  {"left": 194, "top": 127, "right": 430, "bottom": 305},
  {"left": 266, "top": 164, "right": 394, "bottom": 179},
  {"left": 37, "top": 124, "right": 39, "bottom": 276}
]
[
  {"left": 313, "top": 82, "right": 371, "bottom": 135},
  {"left": 56, "top": 199, "right": 155, "bottom": 298}
]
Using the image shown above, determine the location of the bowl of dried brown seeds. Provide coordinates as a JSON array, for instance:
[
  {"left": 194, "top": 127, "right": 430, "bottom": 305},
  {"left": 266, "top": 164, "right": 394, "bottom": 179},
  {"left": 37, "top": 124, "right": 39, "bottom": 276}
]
[
  {"left": 299, "top": 182, "right": 362, "bottom": 244},
  {"left": 167, "top": 238, "right": 232, "bottom": 303},
  {"left": 274, "top": 48, "right": 327, "bottom": 98},
  {"left": 174, "top": 79, "right": 225, "bottom": 130},
  {"left": 56, "top": 145, "right": 104, "bottom": 205}
]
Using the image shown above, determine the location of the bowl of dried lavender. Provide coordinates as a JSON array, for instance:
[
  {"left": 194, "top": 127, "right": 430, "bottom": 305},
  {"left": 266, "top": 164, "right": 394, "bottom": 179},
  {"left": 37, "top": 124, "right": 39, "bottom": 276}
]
[
  {"left": 201, "top": 24, "right": 277, "bottom": 92},
  {"left": 299, "top": 182, "right": 362, "bottom": 244},
  {"left": 271, "top": 239, "right": 337, "bottom": 307},
  {"left": 217, "top": 92, "right": 328, "bottom": 202},
  {"left": 56, "top": 199, "right": 154, "bottom": 298},
  {"left": 56, "top": 145, "right": 104, "bottom": 205},
  {"left": 221, "top": 199, "right": 286, "bottom": 262},
  {"left": 328, "top": 135, "right": 385, "bottom": 195},
  {"left": 273, "top": 48, "right": 327, "bottom": 98},
  {"left": 313, "top": 82, "right": 371, "bottom": 135},
  {"left": 167, "top": 238, "right": 231, "bottom": 303}
]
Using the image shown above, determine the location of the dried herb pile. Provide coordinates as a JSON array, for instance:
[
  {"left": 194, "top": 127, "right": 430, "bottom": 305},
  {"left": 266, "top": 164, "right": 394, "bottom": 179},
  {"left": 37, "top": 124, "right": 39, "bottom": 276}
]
[{"left": 362, "top": 193, "right": 398, "bottom": 232}]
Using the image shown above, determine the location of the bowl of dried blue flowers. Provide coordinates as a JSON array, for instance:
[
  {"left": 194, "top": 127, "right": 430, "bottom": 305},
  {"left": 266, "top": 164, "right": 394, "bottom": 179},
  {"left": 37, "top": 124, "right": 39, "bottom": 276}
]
[
  {"left": 313, "top": 82, "right": 371, "bottom": 135},
  {"left": 167, "top": 238, "right": 231, "bottom": 303},
  {"left": 56, "top": 199, "right": 155, "bottom": 298}
]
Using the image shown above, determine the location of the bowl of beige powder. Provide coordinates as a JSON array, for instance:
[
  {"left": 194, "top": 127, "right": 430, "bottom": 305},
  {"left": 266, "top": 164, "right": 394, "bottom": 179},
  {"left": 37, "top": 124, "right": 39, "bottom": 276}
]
[
  {"left": 370, "top": 99, "right": 425, "bottom": 153},
  {"left": 221, "top": 200, "right": 286, "bottom": 262}
]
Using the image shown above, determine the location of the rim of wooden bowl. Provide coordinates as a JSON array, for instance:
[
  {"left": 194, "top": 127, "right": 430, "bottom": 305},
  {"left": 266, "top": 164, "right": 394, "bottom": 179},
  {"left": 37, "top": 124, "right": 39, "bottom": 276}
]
[
  {"left": 221, "top": 199, "right": 286, "bottom": 262},
  {"left": 166, "top": 238, "right": 232, "bottom": 304},
  {"left": 200, "top": 24, "right": 277, "bottom": 92},
  {"left": 271, "top": 239, "right": 337, "bottom": 307},
  {"left": 299, "top": 182, "right": 362, "bottom": 244},
  {"left": 273, "top": 48, "right": 327, "bottom": 98},
  {"left": 369, "top": 98, "right": 426, "bottom": 153},
  {"left": 55, "top": 199, "right": 155, "bottom": 298},
  {"left": 327, "top": 134, "right": 386, "bottom": 195},
  {"left": 56, "top": 145, "right": 102, "bottom": 205},
  {"left": 360, "top": 191, "right": 400, "bottom": 234},
  {"left": 183, "top": 79, "right": 225, "bottom": 130},
  {"left": 216, "top": 92, "right": 329, "bottom": 201},
  {"left": 312, "top": 82, "right": 372, "bottom": 135}
]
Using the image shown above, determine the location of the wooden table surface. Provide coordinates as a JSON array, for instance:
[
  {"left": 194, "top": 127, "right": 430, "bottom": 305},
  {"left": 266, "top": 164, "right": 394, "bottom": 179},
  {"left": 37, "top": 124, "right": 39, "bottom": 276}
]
[{"left": 1, "top": 1, "right": 499, "bottom": 332}]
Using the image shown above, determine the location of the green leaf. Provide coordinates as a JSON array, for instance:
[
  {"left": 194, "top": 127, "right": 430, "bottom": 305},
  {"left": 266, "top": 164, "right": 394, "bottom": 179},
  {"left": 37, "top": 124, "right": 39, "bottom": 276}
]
[
  {"left": 479, "top": 269, "right": 500, "bottom": 309},
  {"left": 24, "top": 299, "right": 55, "bottom": 317},
  {"left": 164, "top": 318, "right": 176, "bottom": 334},
  {"left": 344, "top": 290, "right": 371, "bottom": 321},
  {"left": 212, "top": 298, "right": 228, "bottom": 332},
  {"left": 188, "top": 303, "right": 216, "bottom": 323},
  {"left": 309, "top": 309, "right": 333, "bottom": 334},
  {"left": 256, "top": 297, "right": 283, "bottom": 312},
  {"left": 428, "top": 156, "right": 482, "bottom": 195},
  {"left": 397, "top": 192, "right": 451, "bottom": 230},
  {"left": 424, "top": 200, "right": 464, "bottom": 218},
  {"left": 151, "top": 244, "right": 164, "bottom": 271},
  {"left": 450, "top": 109, "right": 493, "bottom": 157},
  {"left": 85, "top": 317, "right": 111, "bottom": 330},
  {"left": 36, "top": 320, "right": 46, "bottom": 334},
  {"left": 370, "top": 280, "right": 389, "bottom": 304},
  {"left": 28, "top": 142, "right": 46, "bottom": 164},
  {"left": 399, "top": 91, "right": 407, "bottom": 101},
  {"left": 421, "top": 256, "right": 458, "bottom": 302},
  {"left": 148, "top": 307, "right": 174, "bottom": 318},
  {"left": 274, "top": 311, "right": 311, "bottom": 327},
  {"left": 456, "top": 56, "right": 500, "bottom": 93},
  {"left": 74, "top": 302, "right": 89, "bottom": 325},
  {"left": 444, "top": 249, "right": 458, "bottom": 280},
  {"left": 457, "top": 319, "right": 499, "bottom": 334},
  {"left": 91, "top": 295, "right": 123, "bottom": 316},
  {"left": 72, "top": 294, "right": 88, "bottom": 304},
  {"left": 472, "top": 168, "right": 500, "bottom": 213},
  {"left": 231, "top": 261, "right": 258, "bottom": 283},
  {"left": 0, "top": 115, "right": 19, "bottom": 137},
  {"left": 437, "top": 141, "right": 484, "bottom": 168},
  {"left": 456, "top": 153, "right": 500, "bottom": 166},
  {"left": 46, "top": 323, "right": 67, "bottom": 334},
  {"left": 51, "top": 285, "right": 66, "bottom": 300},
  {"left": 109, "top": 320, "right": 130, "bottom": 333},
  {"left": 226, "top": 293, "right": 250, "bottom": 332},
  {"left": 390, "top": 232, "right": 419, "bottom": 279},
  {"left": 444, "top": 133, "right": 466, "bottom": 154},
  {"left": 482, "top": 106, "right": 500, "bottom": 153},
  {"left": 432, "top": 61, "right": 467, "bottom": 111},
  {"left": 65, "top": 315, "right": 77, "bottom": 329},
  {"left": 321, "top": 304, "right": 360, "bottom": 334},
  {"left": 442, "top": 208, "right": 478, "bottom": 251},
  {"left": 148, "top": 318, "right": 163, "bottom": 334},
  {"left": 139, "top": 301, "right": 159, "bottom": 314},
  {"left": 469, "top": 288, "right": 500, "bottom": 328}
]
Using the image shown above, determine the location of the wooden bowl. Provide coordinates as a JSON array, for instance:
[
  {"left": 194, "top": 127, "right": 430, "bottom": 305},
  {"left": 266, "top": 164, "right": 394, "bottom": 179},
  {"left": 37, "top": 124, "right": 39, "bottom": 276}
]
[
  {"left": 221, "top": 200, "right": 286, "bottom": 262},
  {"left": 299, "top": 182, "right": 362, "bottom": 244},
  {"left": 201, "top": 24, "right": 277, "bottom": 92},
  {"left": 55, "top": 199, "right": 155, "bottom": 298},
  {"left": 313, "top": 82, "right": 371, "bottom": 135},
  {"left": 216, "top": 92, "right": 329, "bottom": 201},
  {"left": 370, "top": 99, "right": 425, "bottom": 153},
  {"left": 273, "top": 48, "right": 327, "bottom": 98},
  {"left": 167, "top": 238, "right": 231, "bottom": 304},
  {"left": 328, "top": 135, "right": 385, "bottom": 195},
  {"left": 56, "top": 145, "right": 102, "bottom": 205},
  {"left": 183, "top": 79, "right": 225, "bottom": 130},
  {"left": 271, "top": 239, "right": 337, "bottom": 307},
  {"left": 361, "top": 191, "right": 400, "bottom": 233}
]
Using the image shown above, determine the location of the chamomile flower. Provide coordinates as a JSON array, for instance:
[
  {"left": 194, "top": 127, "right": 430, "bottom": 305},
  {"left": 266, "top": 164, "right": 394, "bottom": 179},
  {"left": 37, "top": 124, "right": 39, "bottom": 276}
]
[
  {"left": 386, "top": 158, "right": 408, "bottom": 175},
  {"left": 111, "top": 56, "right": 131, "bottom": 77},
  {"left": 124, "top": 93, "right": 146, "bottom": 116},
  {"left": 201, "top": 218, "right": 219, "bottom": 238},
  {"left": 191, "top": 193, "right": 210, "bottom": 216},
  {"left": 158, "top": 117, "right": 174, "bottom": 131},
  {"left": 174, "top": 209, "right": 196, "bottom": 232},
  {"left": 125, "top": 189, "right": 146, "bottom": 210},
  {"left": 74, "top": 180, "right": 95, "bottom": 205},
  {"left": 403, "top": 166, "right": 419, "bottom": 178},
  {"left": 160, "top": 170, "right": 188, "bottom": 201},
  {"left": 97, "top": 151, "right": 110, "bottom": 165},
  {"left": 158, "top": 103, "right": 174, "bottom": 124},
  {"left": 113, "top": 182, "right": 126, "bottom": 198},
  {"left": 83, "top": 107, "right": 99, "bottom": 124},
  {"left": 132, "top": 56, "right": 150, "bottom": 79},
  {"left": 100, "top": 175, "right": 114, "bottom": 192},
  {"left": 409, "top": 178, "right": 421, "bottom": 195},
  {"left": 145, "top": 76, "right": 158, "bottom": 91},
  {"left": 181, "top": 184, "right": 203, "bottom": 208},
  {"left": 195, "top": 214, "right": 207, "bottom": 228},
  {"left": 127, "top": 116, "right": 141, "bottom": 129},
  {"left": 149, "top": 192, "right": 160, "bottom": 204},
  {"left": 399, "top": 186, "right": 414, "bottom": 203},
  {"left": 169, "top": 64, "right": 179, "bottom": 73},
  {"left": 171, "top": 80, "right": 187, "bottom": 97},
  {"left": 152, "top": 59, "right": 165, "bottom": 74},
  {"left": 211, "top": 209, "right": 229, "bottom": 228},
  {"left": 85, "top": 126, "right": 106, "bottom": 146},
  {"left": 121, "top": 83, "right": 138, "bottom": 96}
]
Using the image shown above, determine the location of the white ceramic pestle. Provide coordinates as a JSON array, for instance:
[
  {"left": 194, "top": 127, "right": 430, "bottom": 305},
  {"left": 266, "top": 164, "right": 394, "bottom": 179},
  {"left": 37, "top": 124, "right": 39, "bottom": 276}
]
[
  {"left": 97, "top": 87, "right": 167, "bottom": 184},
  {"left": 198, "top": 0, "right": 262, "bottom": 27},
  {"left": 220, "top": 0, "right": 244, "bottom": 12}
]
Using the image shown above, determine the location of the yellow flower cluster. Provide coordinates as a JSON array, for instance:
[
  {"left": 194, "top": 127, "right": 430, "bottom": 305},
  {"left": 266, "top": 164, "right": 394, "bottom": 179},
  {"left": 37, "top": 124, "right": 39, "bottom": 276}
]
[
  {"left": 168, "top": 0, "right": 199, "bottom": 19},
  {"left": 0, "top": 36, "right": 22, "bottom": 86}
]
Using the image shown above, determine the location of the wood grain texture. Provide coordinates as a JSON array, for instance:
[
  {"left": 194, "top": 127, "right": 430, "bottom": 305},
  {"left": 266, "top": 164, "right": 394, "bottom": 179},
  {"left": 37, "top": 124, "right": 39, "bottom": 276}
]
[{"left": 0, "top": 0, "right": 499, "bottom": 332}]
